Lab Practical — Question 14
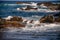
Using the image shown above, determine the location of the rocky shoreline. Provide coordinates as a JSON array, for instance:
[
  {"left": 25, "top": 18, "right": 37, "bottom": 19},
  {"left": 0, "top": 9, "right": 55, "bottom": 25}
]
[
  {"left": 0, "top": 13, "right": 60, "bottom": 28},
  {"left": 16, "top": 2, "right": 60, "bottom": 10}
]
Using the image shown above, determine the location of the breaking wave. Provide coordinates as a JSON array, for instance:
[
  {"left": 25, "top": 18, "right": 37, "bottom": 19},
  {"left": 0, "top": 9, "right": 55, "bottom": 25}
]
[
  {"left": 2, "top": 16, "right": 60, "bottom": 32},
  {"left": 1, "top": 23, "right": 60, "bottom": 32}
]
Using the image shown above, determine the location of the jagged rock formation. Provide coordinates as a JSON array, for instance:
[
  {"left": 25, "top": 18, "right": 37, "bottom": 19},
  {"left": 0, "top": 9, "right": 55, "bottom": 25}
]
[
  {"left": 0, "top": 16, "right": 25, "bottom": 28},
  {"left": 3, "top": 21, "right": 25, "bottom": 28},
  {"left": 9, "top": 16, "right": 23, "bottom": 22},
  {"left": 0, "top": 13, "right": 60, "bottom": 28},
  {"left": 20, "top": 6, "right": 37, "bottom": 10},
  {"left": 40, "top": 15, "right": 54, "bottom": 23},
  {"left": 29, "top": 20, "right": 34, "bottom": 23},
  {"left": 37, "top": 2, "right": 60, "bottom": 10},
  {"left": 40, "top": 13, "right": 60, "bottom": 23}
]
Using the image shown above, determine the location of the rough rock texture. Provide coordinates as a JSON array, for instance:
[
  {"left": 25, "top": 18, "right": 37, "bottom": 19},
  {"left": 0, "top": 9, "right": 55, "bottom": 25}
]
[
  {"left": 40, "top": 15, "right": 54, "bottom": 23},
  {"left": 40, "top": 13, "right": 60, "bottom": 23},
  {"left": 37, "top": 2, "right": 60, "bottom": 10},
  {"left": 29, "top": 20, "right": 34, "bottom": 23},
  {"left": 0, "top": 17, "right": 6, "bottom": 28},
  {"left": 0, "top": 21, "right": 25, "bottom": 28},
  {"left": 10, "top": 16, "right": 23, "bottom": 22},
  {"left": 55, "top": 18, "right": 60, "bottom": 23},
  {"left": 4, "top": 21, "right": 25, "bottom": 28},
  {"left": 0, "top": 16, "right": 25, "bottom": 28}
]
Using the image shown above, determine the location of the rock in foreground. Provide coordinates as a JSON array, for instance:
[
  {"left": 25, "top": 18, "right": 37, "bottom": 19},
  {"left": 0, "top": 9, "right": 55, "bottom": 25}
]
[
  {"left": 0, "top": 16, "right": 25, "bottom": 28},
  {"left": 40, "top": 13, "right": 60, "bottom": 23}
]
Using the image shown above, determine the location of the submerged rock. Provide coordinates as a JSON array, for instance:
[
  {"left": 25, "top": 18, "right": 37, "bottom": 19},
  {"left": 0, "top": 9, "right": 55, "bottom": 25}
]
[{"left": 0, "top": 17, "right": 6, "bottom": 28}]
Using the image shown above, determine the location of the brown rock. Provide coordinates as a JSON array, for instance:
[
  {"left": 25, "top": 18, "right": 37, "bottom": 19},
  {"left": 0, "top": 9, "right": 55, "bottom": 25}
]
[
  {"left": 16, "top": 2, "right": 30, "bottom": 4},
  {"left": 1, "top": 21, "right": 25, "bottom": 28},
  {"left": 29, "top": 20, "right": 34, "bottom": 23},
  {"left": 40, "top": 15, "right": 54, "bottom": 23},
  {"left": 0, "top": 16, "right": 26, "bottom": 28},
  {"left": 10, "top": 16, "right": 23, "bottom": 22},
  {"left": 55, "top": 17, "right": 60, "bottom": 22},
  {"left": 0, "top": 17, "right": 6, "bottom": 25}
]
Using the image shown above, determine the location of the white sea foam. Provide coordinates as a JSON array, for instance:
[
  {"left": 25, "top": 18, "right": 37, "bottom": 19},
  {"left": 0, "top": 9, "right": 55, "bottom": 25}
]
[
  {"left": 17, "top": 8, "right": 20, "bottom": 11},
  {"left": 30, "top": 2, "right": 37, "bottom": 6},
  {"left": 1, "top": 23, "right": 60, "bottom": 32},
  {"left": 33, "top": 20, "right": 40, "bottom": 24},
  {"left": 4, "top": 4, "right": 31, "bottom": 6},
  {"left": 2, "top": 16, "right": 60, "bottom": 32},
  {"left": 22, "top": 23, "right": 60, "bottom": 32},
  {"left": 4, "top": 16, "right": 13, "bottom": 20},
  {"left": 40, "top": 4, "right": 47, "bottom": 8}
]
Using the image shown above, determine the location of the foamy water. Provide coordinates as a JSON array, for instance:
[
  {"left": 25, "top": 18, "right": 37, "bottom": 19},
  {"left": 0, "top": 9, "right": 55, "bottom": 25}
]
[
  {"left": 0, "top": 23, "right": 60, "bottom": 40},
  {"left": 0, "top": 1, "right": 60, "bottom": 40}
]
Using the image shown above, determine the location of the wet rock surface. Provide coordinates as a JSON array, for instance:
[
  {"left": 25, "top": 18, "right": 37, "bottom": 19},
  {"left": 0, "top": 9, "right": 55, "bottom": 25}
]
[
  {"left": 0, "top": 13, "right": 60, "bottom": 28},
  {"left": 0, "top": 16, "right": 25, "bottom": 28},
  {"left": 40, "top": 15, "right": 54, "bottom": 23},
  {"left": 40, "top": 13, "right": 60, "bottom": 23}
]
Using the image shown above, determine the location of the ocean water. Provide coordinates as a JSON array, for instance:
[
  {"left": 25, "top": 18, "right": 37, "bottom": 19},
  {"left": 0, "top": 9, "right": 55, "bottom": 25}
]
[{"left": 0, "top": 1, "right": 60, "bottom": 40}]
